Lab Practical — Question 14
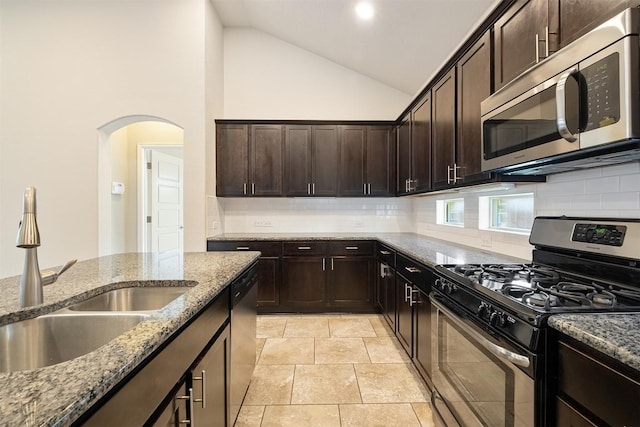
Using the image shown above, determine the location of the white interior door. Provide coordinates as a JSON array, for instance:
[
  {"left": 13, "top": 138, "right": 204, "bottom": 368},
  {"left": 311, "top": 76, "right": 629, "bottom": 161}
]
[{"left": 150, "top": 150, "right": 184, "bottom": 253}]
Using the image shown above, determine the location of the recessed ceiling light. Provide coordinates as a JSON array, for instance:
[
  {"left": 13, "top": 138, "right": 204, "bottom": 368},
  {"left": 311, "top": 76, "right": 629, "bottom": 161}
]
[{"left": 355, "top": 2, "right": 375, "bottom": 20}]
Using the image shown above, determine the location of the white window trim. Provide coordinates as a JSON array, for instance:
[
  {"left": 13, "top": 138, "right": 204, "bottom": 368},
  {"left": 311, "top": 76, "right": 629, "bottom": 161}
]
[{"left": 479, "top": 193, "right": 534, "bottom": 235}]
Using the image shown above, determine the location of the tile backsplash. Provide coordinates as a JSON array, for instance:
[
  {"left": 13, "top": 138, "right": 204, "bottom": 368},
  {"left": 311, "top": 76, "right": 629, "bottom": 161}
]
[
  {"left": 221, "top": 197, "right": 414, "bottom": 234},
  {"left": 212, "top": 162, "right": 640, "bottom": 260}
]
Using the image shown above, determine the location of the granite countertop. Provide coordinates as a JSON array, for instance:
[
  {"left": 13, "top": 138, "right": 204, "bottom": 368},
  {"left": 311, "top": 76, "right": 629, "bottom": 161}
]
[
  {"left": 208, "top": 232, "right": 527, "bottom": 266},
  {"left": 0, "top": 251, "right": 259, "bottom": 427},
  {"left": 549, "top": 313, "right": 640, "bottom": 372}
]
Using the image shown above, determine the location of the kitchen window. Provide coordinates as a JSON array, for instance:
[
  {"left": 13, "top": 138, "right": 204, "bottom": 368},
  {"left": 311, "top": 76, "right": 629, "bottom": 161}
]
[
  {"left": 437, "top": 198, "right": 464, "bottom": 227},
  {"left": 480, "top": 193, "right": 534, "bottom": 233}
]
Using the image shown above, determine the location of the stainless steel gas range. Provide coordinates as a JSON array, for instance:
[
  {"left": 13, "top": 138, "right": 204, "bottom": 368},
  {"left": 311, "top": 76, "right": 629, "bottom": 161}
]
[{"left": 429, "top": 216, "right": 640, "bottom": 427}]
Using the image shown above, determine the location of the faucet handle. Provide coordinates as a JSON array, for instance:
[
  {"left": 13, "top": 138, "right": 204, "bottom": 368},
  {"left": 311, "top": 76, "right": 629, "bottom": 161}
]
[{"left": 41, "top": 259, "right": 77, "bottom": 286}]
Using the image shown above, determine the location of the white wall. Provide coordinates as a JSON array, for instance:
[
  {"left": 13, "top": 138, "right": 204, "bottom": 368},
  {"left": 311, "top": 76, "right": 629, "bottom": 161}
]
[
  {"left": 413, "top": 162, "right": 640, "bottom": 260},
  {"left": 223, "top": 28, "right": 411, "bottom": 120},
  {"left": 0, "top": 0, "right": 224, "bottom": 277}
]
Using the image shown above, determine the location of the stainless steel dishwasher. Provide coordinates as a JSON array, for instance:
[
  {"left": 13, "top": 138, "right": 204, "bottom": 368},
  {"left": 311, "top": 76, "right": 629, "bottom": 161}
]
[{"left": 229, "top": 263, "right": 258, "bottom": 426}]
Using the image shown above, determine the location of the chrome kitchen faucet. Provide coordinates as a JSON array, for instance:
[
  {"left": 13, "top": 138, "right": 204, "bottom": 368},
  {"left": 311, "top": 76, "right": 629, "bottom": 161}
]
[{"left": 16, "top": 187, "right": 76, "bottom": 308}]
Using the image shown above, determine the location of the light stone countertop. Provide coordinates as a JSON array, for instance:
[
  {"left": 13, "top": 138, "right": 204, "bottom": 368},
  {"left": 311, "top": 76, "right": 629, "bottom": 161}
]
[
  {"left": 207, "top": 232, "right": 528, "bottom": 266},
  {"left": 0, "top": 251, "right": 259, "bottom": 427},
  {"left": 548, "top": 313, "right": 640, "bottom": 372}
]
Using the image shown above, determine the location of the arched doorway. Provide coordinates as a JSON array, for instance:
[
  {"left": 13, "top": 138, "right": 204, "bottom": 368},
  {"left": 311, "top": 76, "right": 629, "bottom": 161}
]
[{"left": 97, "top": 116, "right": 184, "bottom": 256}]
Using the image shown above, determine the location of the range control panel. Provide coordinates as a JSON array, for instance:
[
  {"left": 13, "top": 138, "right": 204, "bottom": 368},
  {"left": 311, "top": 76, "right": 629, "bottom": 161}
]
[{"left": 572, "top": 223, "right": 626, "bottom": 246}]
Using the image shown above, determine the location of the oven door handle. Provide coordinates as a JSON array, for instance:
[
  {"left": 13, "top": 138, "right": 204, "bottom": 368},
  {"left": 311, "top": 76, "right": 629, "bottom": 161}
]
[
  {"left": 432, "top": 298, "right": 531, "bottom": 368},
  {"left": 556, "top": 66, "right": 579, "bottom": 143}
]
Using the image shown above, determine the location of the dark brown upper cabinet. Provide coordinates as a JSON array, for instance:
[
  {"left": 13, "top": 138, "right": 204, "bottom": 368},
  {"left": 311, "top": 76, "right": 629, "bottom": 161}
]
[
  {"left": 396, "top": 113, "right": 412, "bottom": 195},
  {"left": 216, "top": 123, "right": 283, "bottom": 196},
  {"left": 431, "top": 68, "right": 457, "bottom": 190},
  {"left": 396, "top": 92, "right": 431, "bottom": 195},
  {"left": 494, "top": 0, "right": 548, "bottom": 90},
  {"left": 284, "top": 125, "right": 313, "bottom": 196},
  {"left": 216, "top": 124, "right": 249, "bottom": 197},
  {"left": 411, "top": 93, "right": 432, "bottom": 193},
  {"left": 285, "top": 125, "right": 339, "bottom": 196},
  {"left": 366, "top": 126, "right": 395, "bottom": 196},
  {"left": 339, "top": 125, "right": 394, "bottom": 197},
  {"left": 456, "top": 31, "right": 492, "bottom": 185},
  {"left": 550, "top": 0, "right": 636, "bottom": 50},
  {"left": 249, "top": 124, "right": 284, "bottom": 196}
]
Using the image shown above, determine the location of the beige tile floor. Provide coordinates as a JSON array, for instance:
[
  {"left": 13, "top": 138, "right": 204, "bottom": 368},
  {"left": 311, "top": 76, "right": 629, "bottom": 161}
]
[{"left": 235, "top": 314, "right": 436, "bottom": 427}]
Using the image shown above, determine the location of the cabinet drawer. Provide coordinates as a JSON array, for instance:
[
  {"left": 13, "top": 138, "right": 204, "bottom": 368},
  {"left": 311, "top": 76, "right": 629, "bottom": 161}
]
[
  {"left": 328, "top": 241, "right": 374, "bottom": 256},
  {"left": 376, "top": 243, "right": 396, "bottom": 266},
  {"left": 396, "top": 254, "right": 431, "bottom": 286},
  {"left": 207, "top": 240, "right": 281, "bottom": 257},
  {"left": 283, "top": 241, "right": 327, "bottom": 256},
  {"left": 558, "top": 339, "right": 640, "bottom": 426}
]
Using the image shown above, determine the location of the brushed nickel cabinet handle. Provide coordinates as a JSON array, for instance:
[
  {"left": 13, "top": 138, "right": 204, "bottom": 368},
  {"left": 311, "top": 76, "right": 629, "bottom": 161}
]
[
  {"left": 236, "top": 246, "right": 250, "bottom": 250},
  {"left": 345, "top": 246, "right": 359, "bottom": 250},
  {"left": 192, "top": 370, "right": 206, "bottom": 408},
  {"left": 380, "top": 250, "right": 391, "bottom": 255},
  {"left": 298, "top": 246, "right": 311, "bottom": 250},
  {"left": 405, "top": 266, "right": 421, "bottom": 274}
]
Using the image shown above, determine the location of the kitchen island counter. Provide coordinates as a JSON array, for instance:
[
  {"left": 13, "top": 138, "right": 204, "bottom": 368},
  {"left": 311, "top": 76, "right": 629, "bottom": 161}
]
[
  {"left": 549, "top": 313, "right": 640, "bottom": 372},
  {"left": 0, "top": 251, "right": 259, "bottom": 427},
  {"left": 208, "top": 232, "right": 527, "bottom": 266}
]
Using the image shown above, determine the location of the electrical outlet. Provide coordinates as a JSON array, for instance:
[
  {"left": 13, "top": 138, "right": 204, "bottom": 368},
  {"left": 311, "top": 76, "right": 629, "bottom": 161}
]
[
  {"left": 212, "top": 221, "right": 219, "bottom": 230},
  {"left": 254, "top": 220, "right": 273, "bottom": 227},
  {"left": 354, "top": 221, "right": 364, "bottom": 229},
  {"left": 480, "top": 236, "right": 492, "bottom": 248}
]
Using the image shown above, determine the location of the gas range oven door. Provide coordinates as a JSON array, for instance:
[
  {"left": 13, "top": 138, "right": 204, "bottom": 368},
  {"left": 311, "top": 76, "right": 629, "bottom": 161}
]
[{"left": 430, "top": 293, "right": 536, "bottom": 427}]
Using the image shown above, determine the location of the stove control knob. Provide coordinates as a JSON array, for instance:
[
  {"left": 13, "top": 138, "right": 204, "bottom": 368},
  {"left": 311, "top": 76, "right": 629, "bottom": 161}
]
[
  {"left": 478, "top": 302, "right": 490, "bottom": 317},
  {"left": 444, "top": 283, "right": 457, "bottom": 295},
  {"left": 490, "top": 310, "right": 507, "bottom": 327}
]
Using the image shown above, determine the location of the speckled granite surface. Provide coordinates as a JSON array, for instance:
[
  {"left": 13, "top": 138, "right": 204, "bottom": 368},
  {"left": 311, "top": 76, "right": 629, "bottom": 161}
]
[
  {"left": 207, "top": 232, "right": 527, "bottom": 266},
  {"left": 549, "top": 313, "right": 640, "bottom": 372},
  {"left": 0, "top": 251, "right": 259, "bottom": 427}
]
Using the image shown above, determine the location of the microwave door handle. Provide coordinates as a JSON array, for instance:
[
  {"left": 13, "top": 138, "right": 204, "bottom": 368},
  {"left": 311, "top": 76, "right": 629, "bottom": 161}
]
[
  {"left": 432, "top": 298, "right": 531, "bottom": 368},
  {"left": 556, "top": 67, "right": 579, "bottom": 142}
]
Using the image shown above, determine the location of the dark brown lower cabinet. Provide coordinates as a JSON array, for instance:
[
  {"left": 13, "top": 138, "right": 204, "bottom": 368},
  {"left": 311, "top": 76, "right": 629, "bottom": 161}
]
[
  {"left": 553, "top": 336, "right": 640, "bottom": 426},
  {"left": 191, "top": 325, "right": 230, "bottom": 427},
  {"left": 206, "top": 241, "right": 282, "bottom": 313},
  {"left": 152, "top": 380, "right": 190, "bottom": 427},
  {"left": 328, "top": 257, "right": 373, "bottom": 311},
  {"left": 396, "top": 277, "right": 414, "bottom": 357},
  {"left": 413, "top": 287, "right": 431, "bottom": 382},
  {"left": 376, "top": 259, "right": 397, "bottom": 332},
  {"left": 281, "top": 257, "right": 327, "bottom": 311}
]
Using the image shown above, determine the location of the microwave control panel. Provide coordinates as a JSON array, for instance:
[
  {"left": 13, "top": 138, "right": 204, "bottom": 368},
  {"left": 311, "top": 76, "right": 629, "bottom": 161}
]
[
  {"left": 582, "top": 52, "right": 620, "bottom": 132},
  {"left": 572, "top": 223, "right": 626, "bottom": 246}
]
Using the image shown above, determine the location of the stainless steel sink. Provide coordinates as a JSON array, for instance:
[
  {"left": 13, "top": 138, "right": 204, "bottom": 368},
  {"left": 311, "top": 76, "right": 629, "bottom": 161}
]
[
  {"left": 0, "top": 312, "right": 148, "bottom": 373},
  {"left": 67, "top": 286, "right": 192, "bottom": 312}
]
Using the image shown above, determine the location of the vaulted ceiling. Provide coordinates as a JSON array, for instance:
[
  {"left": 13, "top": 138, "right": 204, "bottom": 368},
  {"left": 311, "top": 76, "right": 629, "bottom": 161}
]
[{"left": 211, "top": 0, "right": 499, "bottom": 95}]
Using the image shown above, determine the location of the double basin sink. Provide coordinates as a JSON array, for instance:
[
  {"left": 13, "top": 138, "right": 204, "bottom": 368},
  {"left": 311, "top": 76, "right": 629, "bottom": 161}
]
[{"left": 0, "top": 286, "right": 192, "bottom": 373}]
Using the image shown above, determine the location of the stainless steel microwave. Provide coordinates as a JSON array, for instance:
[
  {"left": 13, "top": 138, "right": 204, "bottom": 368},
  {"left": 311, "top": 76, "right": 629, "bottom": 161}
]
[{"left": 481, "top": 8, "right": 640, "bottom": 175}]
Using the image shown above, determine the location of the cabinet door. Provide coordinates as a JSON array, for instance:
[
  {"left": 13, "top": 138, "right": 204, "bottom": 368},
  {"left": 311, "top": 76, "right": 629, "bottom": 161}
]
[
  {"left": 216, "top": 124, "right": 249, "bottom": 196},
  {"left": 250, "top": 124, "right": 284, "bottom": 196},
  {"left": 285, "top": 125, "right": 312, "bottom": 196},
  {"left": 366, "top": 126, "right": 394, "bottom": 196},
  {"left": 457, "top": 32, "right": 492, "bottom": 184},
  {"left": 191, "top": 325, "right": 230, "bottom": 427},
  {"left": 552, "top": 0, "right": 630, "bottom": 49},
  {"left": 257, "top": 258, "right": 280, "bottom": 310},
  {"left": 413, "top": 288, "right": 432, "bottom": 383},
  {"left": 328, "top": 257, "right": 374, "bottom": 311},
  {"left": 383, "top": 265, "right": 396, "bottom": 332},
  {"left": 311, "top": 125, "right": 339, "bottom": 196},
  {"left": 396, "top": 114, "right": 412, "bottom": 195},
  {"left": 281, "top": 257, "right": 326, "bottom": 310},
  {"left": 431, "top": 68, "right": 457, "bottom": 190},
  {"left": 339, "top": 126, "right": 367, "bottom": 197},
  {"left": 396, "top": 278, "right": 413, "bottom": 357},
  {"left": 411, "top": 92, "right": 432, "bottom": 193},
  {"left": 494, "top": 0, "right": 547, "bottom": 90}
]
